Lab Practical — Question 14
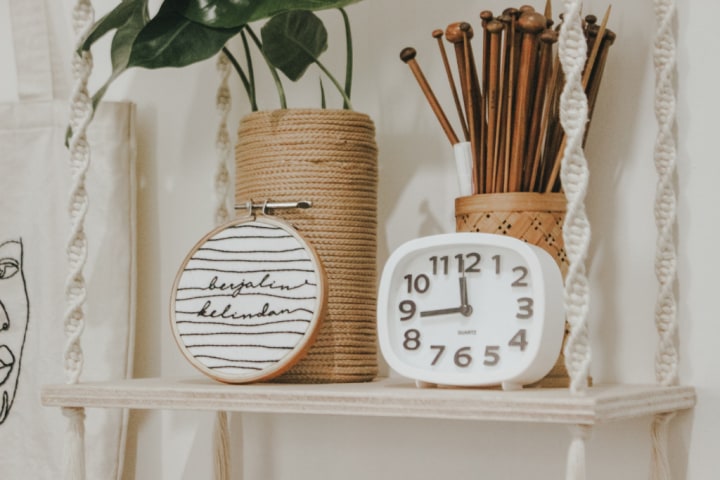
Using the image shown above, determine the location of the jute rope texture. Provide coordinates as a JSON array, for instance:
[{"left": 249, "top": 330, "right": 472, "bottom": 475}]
[
  {"left": 558, "top": 0, "right": 592, "bottom": 396},
  {"left": 235, "top": 109, "right": 378, "bottom": 382}
]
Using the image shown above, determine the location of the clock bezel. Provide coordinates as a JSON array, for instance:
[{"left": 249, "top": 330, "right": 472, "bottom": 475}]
[{"left": 377, "top": 232, "right": 564, "bottom": 387}]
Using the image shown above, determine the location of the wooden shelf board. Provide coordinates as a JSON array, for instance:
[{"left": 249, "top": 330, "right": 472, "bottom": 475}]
[{"left": 41, "top": 377, "right": 695, "bottom": 425}]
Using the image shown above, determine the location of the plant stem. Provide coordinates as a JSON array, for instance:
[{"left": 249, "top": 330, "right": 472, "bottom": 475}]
[
  {"left": 221, "top": 47, "right": 255, "bottom": 110},
  {"left": 339, "top": 7, "right": 352, "bottom": 110},
  {"left": 311, "top": 55, "right": 352, "bottom": 109},
  {"left": 240, "top": 29, "right": 257, "bottom": 111},
  {"left": 320, "top": 77, "right": 326, "bottom": 108},
  {"left": 246, "top": 26, "right": 287, "bottom": 109}
]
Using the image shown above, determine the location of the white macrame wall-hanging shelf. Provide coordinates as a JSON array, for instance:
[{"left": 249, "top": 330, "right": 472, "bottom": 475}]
[{"left": 43, "top": 0, "right": 695, "bottom": 479}]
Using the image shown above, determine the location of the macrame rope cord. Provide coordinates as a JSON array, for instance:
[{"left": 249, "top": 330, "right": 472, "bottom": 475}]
[
  {"left": 652, "top": 0, "right": 679, "bottom": 389},
  {"left": 213, "top": 51, "right": 233, "bottom": 480},
  {"left": 215, "top": 52, "right": 233, "bottom": 226},
  {"left": 64, "top": 2, "right": 94, "bottom": 479},
  {"left": 651, "top": 1, "right": 679, "bottom": 478},
  {"left": 559, "top": 0, "right": 592, "bottom": 395},
  {"left": 66, "top": 0, "right": 94, "bottom": 386}
]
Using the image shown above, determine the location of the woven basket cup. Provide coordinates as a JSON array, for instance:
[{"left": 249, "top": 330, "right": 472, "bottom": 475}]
[
  {"left": 235, "top": 109, "right": 378, "bottom": 383},
  {"left": 455, "top": 192, "right": 569, "bottom": 387}
]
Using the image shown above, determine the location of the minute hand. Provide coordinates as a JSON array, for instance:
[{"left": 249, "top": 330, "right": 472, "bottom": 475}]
[{"left": 420, "top": 306, "right": 464, "bottom": 317}]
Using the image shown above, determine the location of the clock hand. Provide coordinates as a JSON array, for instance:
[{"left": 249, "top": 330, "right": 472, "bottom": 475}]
[
  {"left": 459, "top": 275, "right": 469, "bottom": 307},
  {"left": 458, "top": 275, "right": 473, "bottom": 317},
  {"left": 420, "top": 306, "right": 465, "bottom": 317}
]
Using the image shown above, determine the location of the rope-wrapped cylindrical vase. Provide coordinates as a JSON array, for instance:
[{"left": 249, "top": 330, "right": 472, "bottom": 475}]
[
  {"left": 235, "top": 109, "right": 378, "bottom": 383},
  {"left": 455, "top": 192, "right": 570, "bottom": 387}
]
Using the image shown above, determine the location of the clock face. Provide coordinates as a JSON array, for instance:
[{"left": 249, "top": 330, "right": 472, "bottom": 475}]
[
  {"left": 170, "top": 215, "right": 326, "bottom": 384},
  {"left": 378, "top": 233, "right": 564, "bottom": 388}
]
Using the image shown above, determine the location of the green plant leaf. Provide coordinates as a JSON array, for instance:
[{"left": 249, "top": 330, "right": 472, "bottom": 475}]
[
  {"left": 261, "top": 11, "right": 327, "bottom": 81},
  {"left": 127, "top": 11, "right": 243, "bottom": 68},
  {"left": 80, "top": 0, "right": 148, "bottom": 52},
  {"left": 67, "top": 0, "right": 150, "bottom": 145},
  {"left": 181, "top": 0, "right": 362, "bottom": 28}
]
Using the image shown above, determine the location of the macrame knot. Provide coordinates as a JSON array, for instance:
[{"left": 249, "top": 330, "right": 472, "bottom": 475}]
[{"left": 566, "top": 424, "right": 592, "bottom": 480}]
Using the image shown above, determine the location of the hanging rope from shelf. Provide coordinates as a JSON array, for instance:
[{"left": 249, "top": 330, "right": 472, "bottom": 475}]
[
  {"left": 557, "top": 0, "right": 593, "bottom": 477},
  {"left": 65, "top": 0, "right": 94, "bottom": 478},
  {"left": 651, "top": 0, "right": 679, "bottom": 477},
  {"left": 212, "top": 50, "right": 235, "bottom": 480}
]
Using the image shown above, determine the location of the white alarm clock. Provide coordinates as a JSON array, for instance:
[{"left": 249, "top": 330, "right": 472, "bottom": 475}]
[{"left": 377, "top": 232, "right": 565, "bottom": 390}]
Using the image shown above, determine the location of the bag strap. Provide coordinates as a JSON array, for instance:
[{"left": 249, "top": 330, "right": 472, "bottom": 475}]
[{"left": 8, "top": 0, "right": 69, "bottom": 101}]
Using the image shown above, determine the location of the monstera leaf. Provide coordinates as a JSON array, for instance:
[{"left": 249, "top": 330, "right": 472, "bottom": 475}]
[
  {"left": 261, "top": 11, "right": 328, "bottom": 81},
  {"left": 181, "top": 0, "right": 363, "bottom": 28}
]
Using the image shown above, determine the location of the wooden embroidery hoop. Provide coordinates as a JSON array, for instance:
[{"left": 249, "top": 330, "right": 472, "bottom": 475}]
[{"left": 169, "top": 202, "right": 328, "bottom": 384}]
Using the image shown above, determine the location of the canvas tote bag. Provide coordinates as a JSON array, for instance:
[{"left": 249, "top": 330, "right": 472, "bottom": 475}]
[{"left": 0, "top": 0, "right": 136, "bottom": 478}]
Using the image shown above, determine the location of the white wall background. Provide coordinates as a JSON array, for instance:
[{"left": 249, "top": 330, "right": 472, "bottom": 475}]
[{"left": 2, "top": 0, "right": 717, "bottom": 478}]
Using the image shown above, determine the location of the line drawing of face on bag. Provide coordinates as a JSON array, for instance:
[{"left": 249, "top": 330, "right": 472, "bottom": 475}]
[{"left": 0, "top": 239, "right": 29, "bottom": 425}]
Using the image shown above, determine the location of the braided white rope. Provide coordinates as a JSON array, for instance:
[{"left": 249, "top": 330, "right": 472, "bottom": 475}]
[
  {"left": 65, "top": 0, "right": 94, "bottom": 386},
  {"left": 652, "top": 0, "right": 679, "bottom": 389},
  {"left": 213, "top": 51, "right": 234, "bottom": 480},
  {"left": 64, "top": 2, "right": 94, "bottom": 478},
  {"left": 650, "top": 0, "right": 679, "bottom": 477},
  {"left": 214, "top": 52, "right": 233, "bottom": 226},
  {"left": 559, "top": 0, "right": 592, "bottom": 395}
]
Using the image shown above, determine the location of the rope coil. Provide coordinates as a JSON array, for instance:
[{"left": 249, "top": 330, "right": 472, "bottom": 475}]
[{"left": 235, "top": 109, "right": 379, "bottom": 383}]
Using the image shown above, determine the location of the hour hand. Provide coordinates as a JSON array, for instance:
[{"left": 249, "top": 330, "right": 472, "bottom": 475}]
[
  {"left": 420, "top": 306, "right": 464, "bottom": 317},
  {"left": 459, "top": 275, "right": 469, "bottom": 307}
]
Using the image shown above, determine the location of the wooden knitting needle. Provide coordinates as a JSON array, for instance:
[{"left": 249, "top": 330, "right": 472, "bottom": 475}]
[
  {"left": 495, "top": 13, "right": 513, "bottom": 192},
  {"left": 486, "top": 19, "right": 504, "bottom": 192},
  {"left": 433, "top": 29, "right": 469, "bottom": 141},
  {"left": 501, "top": 9, "right": 519, "bottom": 192},
  {"left": 544, "top": 0, "right": 552, "bottom": 21},
  {"left": 508, "top": 11, "right": 546, "bottom": 192},
  {"left": 584, "top": 28, "right": 616, "bottom": 146},
  {"left": 460, "top": 22, "right": 485, "bottom": 193},
  {"left": 446, "top": 22, "right": 470, "bottom": 121},
  {"left": 462, "top": 24, "right": 482, "bottom": 194},
  {"left": 400, "top": 47, "right": 459, "bottom": 145},
  {"left": 527, "top": 29, "right": 558, "bottom": 192}
]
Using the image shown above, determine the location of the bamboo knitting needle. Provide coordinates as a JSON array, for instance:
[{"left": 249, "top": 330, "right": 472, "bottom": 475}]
[
  {"left": 527, "top": 29, "right": 558, "bottom": 192},
  {"left": 494, "top": 13, "right": 513, "bottom": 192},
  {"left": 486, "top": 19, "right": 504, "bottom": 192},
  {"left": 400, "top": 47, "right": 459, "bottom": 145},
  {"left": 508, "top": 11, "right": 546, "bottom": 192},
  {"left": 460, "top": 22, "right": 485, "bottom": 193},
  {"left": 433, "top": 29, "right": 469, "bottom": 141}
]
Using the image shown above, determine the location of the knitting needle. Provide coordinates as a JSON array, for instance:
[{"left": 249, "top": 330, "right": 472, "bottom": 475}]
[
  {"left": 502, "top": 9, "right": 519, "bottom": 192},
  {"left": 460, "top": 22, "right": 485, "bottom": 193},
  {"left": 494, "top": 13, "right": 512, "bottom": 192},
  {"left": 486, "top": 19, "right": 504, "bottom": 193},
  {"left": 508, "top": 11, "right": 546, "bottom": 192},
  {"left": 544, "top": 0, "right": 552, "bottom": 21},
  {"left": 527, "top": 29, "right": 558, "bottom": 191},
  {"left": 400, "top": 47, "right": 459, "bottom": 145},
  {"left": 433, "top": 29, "right": 469, "bottom": 141}
]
